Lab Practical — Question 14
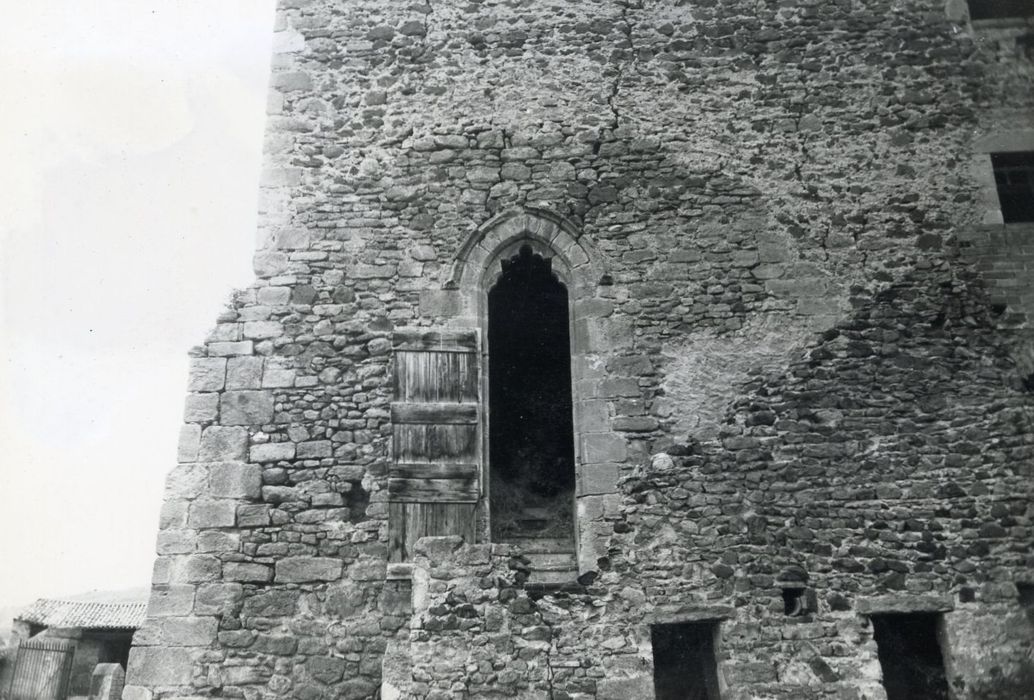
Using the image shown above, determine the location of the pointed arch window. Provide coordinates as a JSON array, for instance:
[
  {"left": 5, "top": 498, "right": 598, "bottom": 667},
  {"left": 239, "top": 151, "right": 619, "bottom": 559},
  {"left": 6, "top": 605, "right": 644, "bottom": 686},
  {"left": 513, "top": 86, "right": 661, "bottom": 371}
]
[{"left": 487, "top": 245, "right": 575, "bottom": 543}]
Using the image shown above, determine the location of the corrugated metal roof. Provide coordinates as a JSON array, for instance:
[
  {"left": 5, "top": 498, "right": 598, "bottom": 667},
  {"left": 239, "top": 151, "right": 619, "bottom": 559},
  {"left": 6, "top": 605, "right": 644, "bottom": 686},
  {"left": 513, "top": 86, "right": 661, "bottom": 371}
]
[{"left": 15, "top": 594, "right": 148, "bottom": 630}]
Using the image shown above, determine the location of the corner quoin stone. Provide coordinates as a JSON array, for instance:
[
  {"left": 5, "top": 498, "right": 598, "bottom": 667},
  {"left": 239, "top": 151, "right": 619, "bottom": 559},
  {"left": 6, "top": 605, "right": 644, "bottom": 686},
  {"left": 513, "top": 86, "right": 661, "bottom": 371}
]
[
  {"left": 219, "top": 391, "right": 274, "bottom": 425},
  {"left": 126, "top": 647, "right": 195, "bottom": 686},
  {"left": 197, "top": 426, "right": 248, "bottom": 462}
]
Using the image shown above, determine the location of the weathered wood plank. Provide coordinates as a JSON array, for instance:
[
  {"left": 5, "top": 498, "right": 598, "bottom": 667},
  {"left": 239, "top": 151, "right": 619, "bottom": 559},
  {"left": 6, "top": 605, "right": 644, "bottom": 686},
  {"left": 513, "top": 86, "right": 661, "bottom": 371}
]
[
  {"left": 393, "top": 423, "right": 478, "bottom": 462},
  {"left": 391, "top": 402, "right": 478, "bottom": 424},
  {"left": 394, "top": 351, "right": 478, "bottom": 403},
  {"left": 390, "top": 462, "right": 478, "bottom": 479},
  {"left": 389, "top": 477, "right": 479, "bottom": 502},
  {"left": 388, "top": 502, "right": 408, "bottom": 563},
  {"left": 392, "top": 328, "right": 479, "bottom": 352},
  {"left": 389, "top": 503, "right": 478, "bottom": 561},
  {"left": 405, "top": 503, "right": 477, "bottom": 550}
]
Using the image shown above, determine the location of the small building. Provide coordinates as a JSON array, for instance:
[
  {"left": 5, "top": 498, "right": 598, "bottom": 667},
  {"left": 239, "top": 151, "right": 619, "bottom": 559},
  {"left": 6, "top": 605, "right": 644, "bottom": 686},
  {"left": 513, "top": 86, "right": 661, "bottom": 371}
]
[{"left": 5, "top": 590, "right": 147, "bottom": 700}]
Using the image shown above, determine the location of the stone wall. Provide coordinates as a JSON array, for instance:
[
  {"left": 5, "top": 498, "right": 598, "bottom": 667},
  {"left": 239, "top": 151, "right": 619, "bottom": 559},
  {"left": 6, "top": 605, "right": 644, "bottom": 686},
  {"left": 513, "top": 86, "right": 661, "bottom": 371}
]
[{"left": 125, "top": 1, "right": 1034, "bottom": 699}]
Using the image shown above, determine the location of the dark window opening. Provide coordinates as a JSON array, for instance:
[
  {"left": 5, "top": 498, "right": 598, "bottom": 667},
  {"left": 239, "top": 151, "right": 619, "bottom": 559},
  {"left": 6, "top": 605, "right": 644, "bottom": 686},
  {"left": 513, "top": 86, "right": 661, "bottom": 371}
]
[
  {"left": 652, "top": 621, "right": 722, "bottom": 700},
  {"left": 992, "top": 151, "right": 1034, "bottom": 223},
  {"left": 96, "top": 632, "right": 133, "bottom": 669},
  {"left": 871, "top": 614, "right": 950, "bottom": 700},
  {"left": 968, "top": 0, "right": 1034, "bottom": 20},
  {"left": 1018, "top": 582, "right": 1034, "bottom": 625},
  {"left": 488, "top": 245, "right": 575, "bottom": 542},
  {"left": 783, "top": 587, "right": 805, "bottom": 616}
]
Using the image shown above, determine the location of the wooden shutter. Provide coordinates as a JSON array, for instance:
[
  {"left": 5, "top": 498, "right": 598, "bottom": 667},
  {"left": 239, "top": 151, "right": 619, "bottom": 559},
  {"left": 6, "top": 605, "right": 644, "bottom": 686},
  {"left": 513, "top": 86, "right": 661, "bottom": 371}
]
[{"left": 389, "top": 329, "right": 481, "bottom": 561}]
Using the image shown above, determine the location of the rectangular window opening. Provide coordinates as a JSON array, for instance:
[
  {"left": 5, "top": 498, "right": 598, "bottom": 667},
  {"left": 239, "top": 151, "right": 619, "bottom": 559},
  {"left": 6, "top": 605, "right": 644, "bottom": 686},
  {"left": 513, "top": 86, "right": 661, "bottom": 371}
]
[
  {"left": 651, "top": 621, "right": 721, "bottom": 700},
  {"left": 968, "top": 0, "right": 1034, "bottom": 20},
  {"left": 992, "top": 151, "right": 1034, "bottom": 223},
  {"left": 871, "top": 613, "right": 950, "bottom": 700}
]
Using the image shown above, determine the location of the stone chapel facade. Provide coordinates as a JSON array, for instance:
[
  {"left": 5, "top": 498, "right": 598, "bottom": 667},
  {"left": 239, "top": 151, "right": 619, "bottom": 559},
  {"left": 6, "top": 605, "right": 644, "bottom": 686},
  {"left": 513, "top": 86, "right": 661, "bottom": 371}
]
[{"left": 124, "top": 1, "right": 1034, "bottom": 698}]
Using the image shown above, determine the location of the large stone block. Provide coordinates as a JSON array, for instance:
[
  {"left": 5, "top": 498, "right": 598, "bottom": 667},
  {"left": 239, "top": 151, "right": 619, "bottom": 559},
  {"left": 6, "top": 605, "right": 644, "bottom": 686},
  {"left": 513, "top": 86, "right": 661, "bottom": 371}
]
[
  {"left": 183, "top": 393, "right": 219, "bottom": 423},
  {"left": 165, "top": 464, "right": 207, "bottom": 499},
  {"left": 156, "top": 530, "right": 195, "bottom": 556},
  {"left": 187, "top": 358, "right": 226, "bottom": 392},
  {"left": 577, "top": 463, "right": 619, "bottom": 496},
  {"left": 349, "top": 556, "right": 386, "bottom": 582},
  {"left": 173, "top": 555, "right": 222, "bottom": 584},
  {"left": 159, "top": 617, "right": 219, "bottom": 647},
  {"left": 274, "top": 556, "right": 343, "bottom": 583},
  {"left": 219, "top": 391, "right": 274, "bottom": 426},
  {"left": 121, "top": 686, "right": 152, "bottom": 700},
  {"left": 262, "top": 366, "right": 296, "bottom": 388},
  {"left": 596, "top": 674, "right": 653, "bottom": 700},
  {"left": 197, "top": 427, "right": 248, "bottom": 461},
  {"left": 177, "top": 424, "right": 201, "bottom": 463},
  {"left": 146, "top": 585, "right": 195, "bottom": 617},
  {"left": 126, "top": 646, "right": 195, "bottom": 687},
  {"left": 241, "top": 589, "right": 299, "bottom": 617},
  {"left": 250, "top": 442, "right": 296, "bottom": 462},
  {"left": 242, "top": 321, "right": 283, "bottom": 340},
  {"left": 253, "top": 251, "right": 290, "bottom": 276},
  {"left": 296, "top": 440, "right": 331, "bottom": 458},
  {"left": 225, "top": 356, "right": 264, "bottom": 389},
  {"left": 193, "top": 582, "right": 244, "bottom": 616},
  {"left": 208, "top": 341, "right": 253, "bottom": 356},
  {"left": 856, "top": 595, "right": 954, "bottom": 615},
  {"left": 196, "top": 530, "right": 239, "bottom": 553},
  {"left": 581, "top": 432, "right": 628, "bottom": 463},
  {"left": 208, "top": 462, "right": 261, "bottom": 498},
  {"left": 150, "top": 557, "right": 172, "bottom": 586},
  {"left": 159, "top": 500, "right": 189, "bottom": 530},
  {"left": 257, "top": 286, "right": 291, "bottom": 305},
  {"left": 223, "top": 562, "right": 273, "bottom": 583},
  {"left": 188, "top": 500, "right": 236, "bottom": 528}
]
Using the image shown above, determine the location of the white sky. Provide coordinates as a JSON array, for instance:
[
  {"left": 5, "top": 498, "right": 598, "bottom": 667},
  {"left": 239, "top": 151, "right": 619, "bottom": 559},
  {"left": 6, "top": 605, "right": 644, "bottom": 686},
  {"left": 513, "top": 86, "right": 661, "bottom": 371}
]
[{"left": 0, "top": 1, "right": 277, "bottom": 607}]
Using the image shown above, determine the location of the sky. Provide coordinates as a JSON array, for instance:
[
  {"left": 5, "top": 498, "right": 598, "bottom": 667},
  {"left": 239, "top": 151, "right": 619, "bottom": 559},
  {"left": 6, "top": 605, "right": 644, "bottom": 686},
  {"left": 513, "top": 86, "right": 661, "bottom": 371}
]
[{"left": 0, "top": 1, "right": 277, "bottom": 608}]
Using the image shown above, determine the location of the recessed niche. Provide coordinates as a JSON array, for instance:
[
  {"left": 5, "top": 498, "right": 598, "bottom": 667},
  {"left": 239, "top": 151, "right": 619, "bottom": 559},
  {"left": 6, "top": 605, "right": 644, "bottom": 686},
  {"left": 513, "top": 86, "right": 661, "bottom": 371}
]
[
  {"left": 871, "top": 613, "right": 950, "bottom": 700},
  {"left": 651, "top": 621, "right": 722, "bottom": 700}
]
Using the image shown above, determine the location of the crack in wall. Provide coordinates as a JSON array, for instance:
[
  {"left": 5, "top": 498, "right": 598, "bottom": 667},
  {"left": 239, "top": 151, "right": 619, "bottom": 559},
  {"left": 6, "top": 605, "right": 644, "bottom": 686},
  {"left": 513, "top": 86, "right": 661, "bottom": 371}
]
[{"left": 594, "top": 0, "right": 643, "bottom": 155}]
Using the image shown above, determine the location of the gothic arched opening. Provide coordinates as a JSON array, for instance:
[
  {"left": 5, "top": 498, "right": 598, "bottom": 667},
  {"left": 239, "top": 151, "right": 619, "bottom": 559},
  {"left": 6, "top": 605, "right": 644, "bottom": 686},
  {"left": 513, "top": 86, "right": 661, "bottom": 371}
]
[{"left": 488, "top": 244, "right": 575, "bottom": 543}]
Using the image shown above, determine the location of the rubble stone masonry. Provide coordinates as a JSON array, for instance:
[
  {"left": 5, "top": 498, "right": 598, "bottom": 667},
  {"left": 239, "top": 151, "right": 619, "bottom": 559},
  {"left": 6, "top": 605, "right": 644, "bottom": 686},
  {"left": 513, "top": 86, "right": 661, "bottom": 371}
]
[{"left": 125, "top": 1, "right": 1034, "bottom": 698}]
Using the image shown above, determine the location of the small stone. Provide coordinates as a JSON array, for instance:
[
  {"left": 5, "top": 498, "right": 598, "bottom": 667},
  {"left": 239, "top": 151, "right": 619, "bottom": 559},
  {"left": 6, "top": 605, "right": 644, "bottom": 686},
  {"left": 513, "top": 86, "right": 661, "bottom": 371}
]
[
  {"left": 399, "top": 20, "right": 426, "bottom": 37},
  {"left": 237, "top": 504, "right": 271, "bottom": 527},
  {"left": 409, "top": 244, "right": 436, "bottom": 261},
  {"left": 711, "top": 563, "right": 735, "bottom": 579},
  {"left": 307, "top": 656, "right": 346, "bottom": 683}
]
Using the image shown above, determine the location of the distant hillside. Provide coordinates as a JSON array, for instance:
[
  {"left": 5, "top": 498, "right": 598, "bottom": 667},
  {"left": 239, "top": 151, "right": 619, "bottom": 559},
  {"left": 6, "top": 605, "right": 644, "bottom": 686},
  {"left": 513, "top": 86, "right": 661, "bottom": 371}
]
[{"left": 0, "top": 604, "right": 27, "bottom": 645}]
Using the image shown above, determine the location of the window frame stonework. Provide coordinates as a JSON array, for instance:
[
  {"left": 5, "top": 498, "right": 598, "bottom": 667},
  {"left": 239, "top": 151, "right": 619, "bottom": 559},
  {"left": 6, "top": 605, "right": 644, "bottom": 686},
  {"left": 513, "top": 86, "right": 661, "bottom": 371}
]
[{"left": 438, "top": 209, "right": 621, "bottom": 573}]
